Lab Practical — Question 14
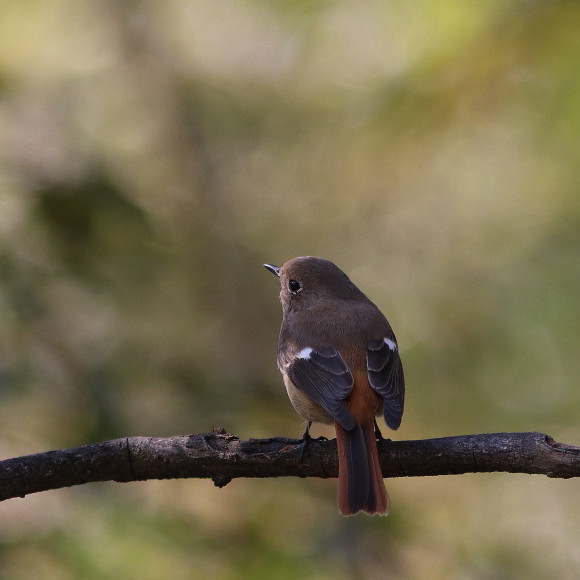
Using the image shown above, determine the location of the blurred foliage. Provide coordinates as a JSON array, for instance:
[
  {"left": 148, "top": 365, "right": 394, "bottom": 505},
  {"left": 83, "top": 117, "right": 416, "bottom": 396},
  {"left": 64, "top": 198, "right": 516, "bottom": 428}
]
[{"left": 1, "top": 0, "right": 579, "bottom": 578}]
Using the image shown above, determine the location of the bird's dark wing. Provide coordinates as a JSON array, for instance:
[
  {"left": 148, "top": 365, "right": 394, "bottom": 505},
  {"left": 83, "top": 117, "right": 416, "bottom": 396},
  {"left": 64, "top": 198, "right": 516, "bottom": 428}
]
[
  {"left": 279, "top": 346, "right": 355, "bottom": 430},
  {"left": 367, "top": 338, "right": 405, "bottom": 430}
]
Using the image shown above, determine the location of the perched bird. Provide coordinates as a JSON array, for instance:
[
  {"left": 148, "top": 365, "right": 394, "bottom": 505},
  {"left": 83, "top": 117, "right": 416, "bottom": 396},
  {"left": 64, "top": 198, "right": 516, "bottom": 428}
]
[{"left": 264, "top": 256, "right": 404, "bottom": 516}]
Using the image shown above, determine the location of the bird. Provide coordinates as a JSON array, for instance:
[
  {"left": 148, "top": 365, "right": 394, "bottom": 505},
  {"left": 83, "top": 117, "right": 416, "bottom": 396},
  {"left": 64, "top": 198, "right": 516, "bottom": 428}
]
[{"left": 264, "top": 256, "right": 404, "bottom": 516}]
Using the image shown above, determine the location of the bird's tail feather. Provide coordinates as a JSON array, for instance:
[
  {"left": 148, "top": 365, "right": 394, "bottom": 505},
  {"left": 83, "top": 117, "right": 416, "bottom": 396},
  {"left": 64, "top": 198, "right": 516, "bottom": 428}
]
[{"left": 336, "top": 421, "right": 389, "bottom": 516}]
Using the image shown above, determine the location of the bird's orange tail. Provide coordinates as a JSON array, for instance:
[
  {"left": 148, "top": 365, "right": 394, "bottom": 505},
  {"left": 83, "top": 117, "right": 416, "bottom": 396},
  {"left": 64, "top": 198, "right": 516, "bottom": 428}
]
[{"left": 336, "top": 421, "right": 389, "bottom": 516}]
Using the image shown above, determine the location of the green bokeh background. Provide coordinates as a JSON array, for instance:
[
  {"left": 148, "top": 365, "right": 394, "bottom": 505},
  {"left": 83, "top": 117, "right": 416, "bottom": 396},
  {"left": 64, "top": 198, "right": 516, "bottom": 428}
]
[{"left": 1, "top": 1, "right": 579, "bottom": 578}]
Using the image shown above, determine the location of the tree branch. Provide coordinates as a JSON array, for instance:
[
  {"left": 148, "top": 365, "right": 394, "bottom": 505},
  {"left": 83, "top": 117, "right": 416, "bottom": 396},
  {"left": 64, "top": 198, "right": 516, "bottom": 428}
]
[{"left": 1, "top": 430, "right": 579, "bottom": 502}]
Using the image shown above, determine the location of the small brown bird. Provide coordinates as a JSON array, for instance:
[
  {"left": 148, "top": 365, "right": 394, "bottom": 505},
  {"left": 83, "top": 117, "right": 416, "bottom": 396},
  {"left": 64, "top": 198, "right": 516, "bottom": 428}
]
[{"left": 264, "top": 256, "right": 405, "bottom": 516}]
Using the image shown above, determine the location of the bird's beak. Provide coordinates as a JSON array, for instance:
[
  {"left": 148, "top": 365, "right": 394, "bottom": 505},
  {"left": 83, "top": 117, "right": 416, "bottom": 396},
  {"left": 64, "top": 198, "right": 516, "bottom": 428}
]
[{"left": 263, "top": 263, "right": 280, "bottom": 277}]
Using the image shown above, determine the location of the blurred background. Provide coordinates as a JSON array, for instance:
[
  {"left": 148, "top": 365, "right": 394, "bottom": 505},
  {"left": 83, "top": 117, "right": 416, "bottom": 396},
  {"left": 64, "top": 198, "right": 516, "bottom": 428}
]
[{"left": 0, "top": 0, "right": 579, "bottom": 578}]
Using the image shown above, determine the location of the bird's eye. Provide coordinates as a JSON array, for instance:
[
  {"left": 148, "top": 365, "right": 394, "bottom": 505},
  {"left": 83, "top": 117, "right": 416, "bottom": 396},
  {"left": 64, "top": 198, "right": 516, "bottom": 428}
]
[{"left": 289, "top": 279, "right": 302, "bottom": 294}]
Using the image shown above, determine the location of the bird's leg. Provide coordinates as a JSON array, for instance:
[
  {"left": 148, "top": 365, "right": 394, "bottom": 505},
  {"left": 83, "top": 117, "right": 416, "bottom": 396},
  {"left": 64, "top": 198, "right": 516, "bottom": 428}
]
[
  {"left": 374, "top": 418, "right": 390, "bottom": 442},
  {"left": 302, "top": 421, "right": 328, "bottom": 442}
]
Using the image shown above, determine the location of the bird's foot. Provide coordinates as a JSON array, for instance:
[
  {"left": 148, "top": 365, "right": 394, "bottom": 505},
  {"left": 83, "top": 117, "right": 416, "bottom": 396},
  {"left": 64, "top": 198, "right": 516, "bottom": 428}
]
[
  {"left": 301, "top": 422, "right": 328, "bottom": 442},
  {"left": 374, "top": 419, "right": 391, "bottom": 442}
]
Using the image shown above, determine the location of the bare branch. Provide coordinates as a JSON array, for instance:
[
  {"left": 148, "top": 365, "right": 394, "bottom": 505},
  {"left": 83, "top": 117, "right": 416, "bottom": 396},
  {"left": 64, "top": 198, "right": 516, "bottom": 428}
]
[{"left": 1, "top": 430, "right": 579, "bottom": 502}]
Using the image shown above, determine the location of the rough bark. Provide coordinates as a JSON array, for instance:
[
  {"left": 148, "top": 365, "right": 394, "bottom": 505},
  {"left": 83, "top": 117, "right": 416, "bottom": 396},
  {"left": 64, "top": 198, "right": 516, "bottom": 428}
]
[{"left": 1, "top": 429, "right": 579, "bottom": 501}]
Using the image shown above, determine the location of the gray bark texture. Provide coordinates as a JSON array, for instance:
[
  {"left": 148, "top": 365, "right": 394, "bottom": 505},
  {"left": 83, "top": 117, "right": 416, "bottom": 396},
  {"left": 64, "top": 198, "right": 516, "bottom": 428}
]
[{"left": 1, "top": 429, "right": 579, "bottom": 501}]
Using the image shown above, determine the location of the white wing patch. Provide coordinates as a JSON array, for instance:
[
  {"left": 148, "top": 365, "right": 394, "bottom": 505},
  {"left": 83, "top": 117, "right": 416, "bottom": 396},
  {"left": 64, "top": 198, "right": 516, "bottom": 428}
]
[
  {"left": 384, "top": 337, "right": 397, "bottom": 351},
  {"left": 296, "top": 347, "right": 313, "bottom": 359}
]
